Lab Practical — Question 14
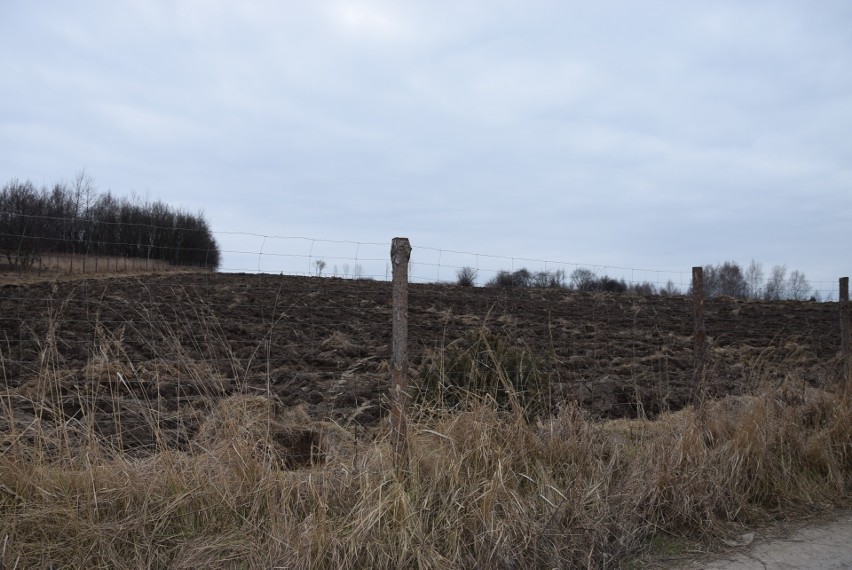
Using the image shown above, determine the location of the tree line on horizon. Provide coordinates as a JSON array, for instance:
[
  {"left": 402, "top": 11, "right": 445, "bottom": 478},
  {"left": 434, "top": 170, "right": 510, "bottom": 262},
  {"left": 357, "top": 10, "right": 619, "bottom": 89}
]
[
  {"left": 457, "top": 260, "right": 819, "bottom": 301},
  {"left": 0, "top": 173, "right": 221, "bottom": 270}
]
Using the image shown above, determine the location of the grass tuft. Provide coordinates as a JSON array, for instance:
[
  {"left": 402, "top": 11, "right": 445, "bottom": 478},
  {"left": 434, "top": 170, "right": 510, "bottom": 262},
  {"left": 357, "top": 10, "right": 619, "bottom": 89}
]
[{"left": 0, "top": 316, "right": 849, "bottom": 568}]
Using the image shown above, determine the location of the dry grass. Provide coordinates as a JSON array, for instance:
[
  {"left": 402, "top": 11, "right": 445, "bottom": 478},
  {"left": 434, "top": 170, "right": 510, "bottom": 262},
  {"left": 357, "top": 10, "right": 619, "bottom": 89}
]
[
  {"left": 0, "top": 253, "right": 203, "bottom": 285},
  {"left": 0, "top": 320, "right": 849, "bottom": 568}
]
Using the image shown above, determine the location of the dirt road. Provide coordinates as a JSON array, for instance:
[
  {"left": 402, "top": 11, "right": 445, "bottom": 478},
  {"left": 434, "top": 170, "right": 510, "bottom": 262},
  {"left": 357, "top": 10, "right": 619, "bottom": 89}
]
[{"left": 676, "top": 511, "right": 852, "bottom": 569}]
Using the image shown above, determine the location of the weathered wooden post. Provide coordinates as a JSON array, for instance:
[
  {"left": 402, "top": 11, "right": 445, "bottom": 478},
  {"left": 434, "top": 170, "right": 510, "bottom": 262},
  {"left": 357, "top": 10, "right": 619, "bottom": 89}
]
[
  {"left": 841, "top": 277, "right": 850, "bottom": 393},
  {"left": 390, "top": 237, "right": 412, "bottom": 472},
  {"left": 692, "top": 266, "right": 707, "bottom": 406}
]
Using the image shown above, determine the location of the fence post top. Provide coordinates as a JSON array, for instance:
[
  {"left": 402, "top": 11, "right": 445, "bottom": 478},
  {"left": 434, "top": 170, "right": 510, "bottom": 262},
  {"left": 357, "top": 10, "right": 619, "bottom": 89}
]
[{"left": 391, "top": 237, "right": 411, "bottom": 262}]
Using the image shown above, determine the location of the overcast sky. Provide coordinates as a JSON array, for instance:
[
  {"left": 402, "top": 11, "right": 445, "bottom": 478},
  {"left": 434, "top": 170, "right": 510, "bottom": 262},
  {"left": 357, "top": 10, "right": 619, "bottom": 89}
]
[{"left": 1, "top": 1, "right": 850, "bottom": 294}]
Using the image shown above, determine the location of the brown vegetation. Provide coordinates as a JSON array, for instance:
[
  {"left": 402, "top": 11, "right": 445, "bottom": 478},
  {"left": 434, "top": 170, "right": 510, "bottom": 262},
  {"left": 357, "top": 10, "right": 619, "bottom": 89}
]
[
  {"left": 0, "top": 273, "right": 848, "bottom": 567},
  {"left": 0, "top": 253, "right": 205, "bottom": 286}
]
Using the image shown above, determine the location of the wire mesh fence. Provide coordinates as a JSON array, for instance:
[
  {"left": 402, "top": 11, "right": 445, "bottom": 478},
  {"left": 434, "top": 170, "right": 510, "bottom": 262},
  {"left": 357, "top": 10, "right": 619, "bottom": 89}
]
[
  {"left": 2, "top": 209, "right": 843, "bottom": 300},
  {"left": 217, "top": 231, "right": 842, "bottom": 301},
  {"left": 1, "top": 209, "right": 848, "bottom": 442},
  {"left": 0, "top": 251, "right": 846, "bottom": 440},
  {"left": 2, "top": 196, "right": 850, "bottom": 568}
]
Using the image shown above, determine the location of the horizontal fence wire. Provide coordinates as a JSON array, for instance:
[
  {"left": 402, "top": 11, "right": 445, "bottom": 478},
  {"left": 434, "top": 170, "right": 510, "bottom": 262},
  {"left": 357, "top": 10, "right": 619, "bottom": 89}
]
[
  {"left": 2, "top": 197, "right": 849, "bottom": 568},
  {"left": 0, "top": 220, "right": 846, "bottom": 427},
  {"left": 1, "top": 270, "right": 844, "bottom": 428},
  {"left": 217, "top": 230, "right": 693, "bottom": 289},
  {"left": 215, "top": 230, "right": 842, "bottom": 301},
  {"left": 0, "top": 210, "right": 844, "bottom": 299}
]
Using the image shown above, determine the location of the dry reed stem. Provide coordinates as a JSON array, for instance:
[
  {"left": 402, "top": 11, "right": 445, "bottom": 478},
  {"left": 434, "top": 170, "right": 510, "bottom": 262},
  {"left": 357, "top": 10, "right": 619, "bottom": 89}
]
[
  {"left": 2, "top": 380, "right": 848, "bottom": 568},
  {"left": 0, "top": 312, "right": 849, "bottom": 568}
]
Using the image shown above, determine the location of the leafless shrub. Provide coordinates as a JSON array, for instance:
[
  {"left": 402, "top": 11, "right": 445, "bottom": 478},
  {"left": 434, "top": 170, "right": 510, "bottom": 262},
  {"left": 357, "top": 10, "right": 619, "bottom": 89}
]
[
  {"left": 629, "top": 281, "right": 657, "bottom": 296},
  {"left": 659, "top": 279, "right": 681, "bottom": 296},
  {"left": 314, "top": 259, "right": 327, "bottom": 277},
  {"left": 456, "top": 266, "right": 477, "bottom": 287}
]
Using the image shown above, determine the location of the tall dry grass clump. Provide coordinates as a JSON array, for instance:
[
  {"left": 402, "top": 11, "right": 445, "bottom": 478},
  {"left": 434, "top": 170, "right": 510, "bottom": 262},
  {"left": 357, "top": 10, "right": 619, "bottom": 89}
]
[{"left": 0, "top": 315, "right": 849, "bottom": 568}]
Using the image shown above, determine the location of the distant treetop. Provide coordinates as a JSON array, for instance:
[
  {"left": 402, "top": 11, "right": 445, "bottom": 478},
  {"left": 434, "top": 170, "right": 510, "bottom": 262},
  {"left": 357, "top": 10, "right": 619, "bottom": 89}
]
[{"left": 0, "top": 173, "right": 221, "bottom": 270}]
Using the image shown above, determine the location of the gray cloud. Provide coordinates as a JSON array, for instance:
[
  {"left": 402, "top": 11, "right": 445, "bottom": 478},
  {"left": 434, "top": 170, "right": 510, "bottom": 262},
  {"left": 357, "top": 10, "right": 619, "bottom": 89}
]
[{"left": 1, "top": 0, "right": 850, "bottom": 291}]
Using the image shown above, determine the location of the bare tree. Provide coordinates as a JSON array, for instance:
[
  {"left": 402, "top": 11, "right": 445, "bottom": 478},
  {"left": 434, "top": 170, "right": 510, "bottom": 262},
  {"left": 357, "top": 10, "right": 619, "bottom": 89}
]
[
  {"left": 764, "top": 265, "right": 787, "bottom": 300},
  {"left": 744, "top": 259, "right": 764, "bottom": 299},
  {"left": 629, "top": 281, "right": 657, "bottom": 295},
  {"left": 70, "top": 170, "right": 94, "bottom": 251},
  {"left": 486, "top": 268, "right": 532, "bottom": 287},
  {"left": 659, "top": 279, "right": 680, "bottom": 296},
  {"left": 570, "top": 268, "right": 597, "bottom": 291},
  {"left": 456, "top": 266, "right": 477, "bottom": 287},
  {"left": 531, "top": 269, "right": 566, "bottom": 288},
  {"left": 1, "top": 174, "right": 221, "bottom": 270},
  {"left": 314, "top": 259, "right": 326, "bottom": 277},
  {"left": 788, "top": 270, "right": 811, "bottom": 300},
  {"left": 717, "top": 261, "right": 748, "bottom": 298},
  {"left": 701, "top": 261, "right": 747, "bottom": 298},
  {"left": 701, "top": 264, "right": 720, "bottom": 297}
]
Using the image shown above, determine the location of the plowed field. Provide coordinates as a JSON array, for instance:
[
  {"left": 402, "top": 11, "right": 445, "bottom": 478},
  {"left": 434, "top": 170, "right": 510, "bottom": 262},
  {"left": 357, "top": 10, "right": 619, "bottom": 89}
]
[{"left": 0, "top": 272, "right": 844, "bottom": 455}]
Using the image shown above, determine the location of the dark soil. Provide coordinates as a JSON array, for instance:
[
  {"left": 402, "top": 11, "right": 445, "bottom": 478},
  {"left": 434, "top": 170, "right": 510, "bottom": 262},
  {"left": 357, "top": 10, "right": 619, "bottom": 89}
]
[{"left": 0, "top": 272, "right": 844, "bottom": 455}]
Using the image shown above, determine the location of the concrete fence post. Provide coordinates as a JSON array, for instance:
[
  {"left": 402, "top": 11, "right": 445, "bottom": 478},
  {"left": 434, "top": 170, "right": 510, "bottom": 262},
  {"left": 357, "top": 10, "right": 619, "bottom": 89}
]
[
  {"left": 841, "top": 277, "right": 850, "bottom": 393},
  {"left": 390, "top": 237, "right": 412, "bottom": 473},
  {"left": 692, "top": 266, "right": 707, "bottom": 406}
]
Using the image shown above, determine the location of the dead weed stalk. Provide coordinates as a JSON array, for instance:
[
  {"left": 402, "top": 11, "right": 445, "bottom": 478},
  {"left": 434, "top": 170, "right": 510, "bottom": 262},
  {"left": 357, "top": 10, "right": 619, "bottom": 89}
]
[{"left": 0, "top": 311, "right": 849, "bottom": 568}]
